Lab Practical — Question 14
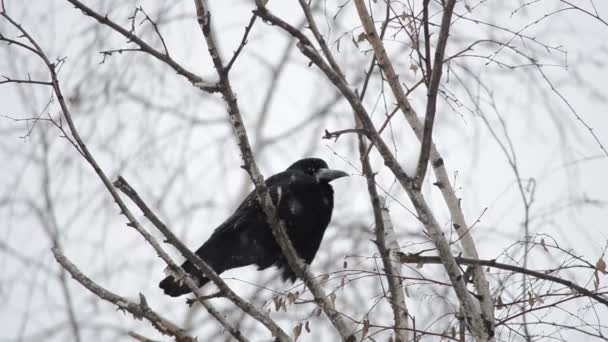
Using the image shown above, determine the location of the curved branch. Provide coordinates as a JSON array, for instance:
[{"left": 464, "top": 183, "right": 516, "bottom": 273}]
[{"left": 52, "top": 248, "right": 196, "bottom": 342}]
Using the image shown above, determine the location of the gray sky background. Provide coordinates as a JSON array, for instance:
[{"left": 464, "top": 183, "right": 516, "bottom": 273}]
[{"left": 1, "top": 0, "right": 607, "bottom": 341}]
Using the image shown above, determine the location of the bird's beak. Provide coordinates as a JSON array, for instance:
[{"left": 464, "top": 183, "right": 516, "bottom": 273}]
[{"left": 316, "top": 168, "right": 349, "bottom": 182}]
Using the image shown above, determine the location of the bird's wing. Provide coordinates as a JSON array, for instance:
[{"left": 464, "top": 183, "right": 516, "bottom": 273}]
[{"left": 211, "top": 170, "right": 313, "bottom": 235}]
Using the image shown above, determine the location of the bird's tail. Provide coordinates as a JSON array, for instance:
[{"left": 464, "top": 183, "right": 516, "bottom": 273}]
[
  {"left": 159, "top": 260, "right": 212, "bottom": 297},
  {"left": 159, "top": 234, "right": 254, "bottom": 297}
]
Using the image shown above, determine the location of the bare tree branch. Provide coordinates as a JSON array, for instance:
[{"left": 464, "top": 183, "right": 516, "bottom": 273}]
[
  {"left": 415, "top": 0, "right": 456, "bottom": 189},
  {"left": 225, "top": 13, "right": 257, "bottom": 74},
  {"left": 254, "top": 2, "right": 495, "bottom": 339},
  {"left": 52, "top": 247, "right": 196, "bottom": 342},
  {"left": 398, "top": 254, "right": 608, "bottom": 308},
  {"left": 351, "top": 2, "right": 496, "bottom": 338},
  {"left": 192, "top": 0, "right": 355, "bottom": 339},
  {"left": 112, "top": 176, "right": 284, "bottom": 342},
  {"left": 0, "top": 9, "right": 257, "bottom": 342},
  {"left": 65, "top": 0, "right": 219, "bottom": 92}
]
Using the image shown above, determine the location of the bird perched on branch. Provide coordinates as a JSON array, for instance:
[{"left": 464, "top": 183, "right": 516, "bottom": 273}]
[{"left": 159, "top": 158, "right": 348, "bottom": 297}]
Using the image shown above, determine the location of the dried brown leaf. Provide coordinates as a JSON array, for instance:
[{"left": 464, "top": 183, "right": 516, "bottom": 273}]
[
  {"left": 596, "top": 257, "right": 606, "bottom": 274},
  {"left": 293, "top": 323, "right": 303, "bottom": 341},
  {"left": 527, "top": 291, "right": 535, "bottom": 306},
  {"left": 357, "top": 32, "right": 367, "bottom": 43},
  {"left": 540, "top": 238, "right": 549, "bottom": 252},
  {"left": 362, "top": 319, "right": 369, "bottom": 340},
  {"left": 496, "top": 295, "right": 504, "bottom": 309}
]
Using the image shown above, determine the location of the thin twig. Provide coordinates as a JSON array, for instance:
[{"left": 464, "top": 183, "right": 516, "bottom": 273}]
[
  {"left": 0, "top": 75, "right": 52, "bottom": 85},
  {"left": 534, "top": 62, "right": 608, "bottom": 157},
  {"left": 225, "top": 13, "right": 258, "bottom": 74},
  {"left": 414, "top": 0, "right": 456, "bottom": 188},
  {"left": 322, "top": 128, "right": 367, "bottom": 141},
  {"left": 65, "top": 0, "right": 219, "bottom": 92},
  {"left": 297, "top": 0, "right": 346, "bottom": 80}
]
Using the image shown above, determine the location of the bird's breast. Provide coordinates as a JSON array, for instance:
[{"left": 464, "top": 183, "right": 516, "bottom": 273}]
[
  {"left": 289, "top": 198, "right": 304, "bottom": 215},
  {"left": 321, "top": 195, "right": 331, "bottom": 207}
]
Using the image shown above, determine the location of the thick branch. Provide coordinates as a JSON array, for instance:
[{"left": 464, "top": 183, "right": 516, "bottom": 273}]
[
  {"left": 354, "top": 9, "right": 409, "bottom": 340},
  {"left": 254, "top": 5, "right": 412, "bottom": 187},
  {"left": 192, "top": 0, "right": 354, "bottom": 340},
  {"left": 352, "top": 1, "right": 495, "bottom": 338},
  {"left": 358, "top": 139, "right": 409, "bottom": 342},
  {"left": 296, "top": 0, "right": 345, "bottom": 80},
  {"left": 113, "top": 176, "right": 283, "bottom": 341},
  {"left": 257, "top": 2, "right": 493, "bottom": 340}
]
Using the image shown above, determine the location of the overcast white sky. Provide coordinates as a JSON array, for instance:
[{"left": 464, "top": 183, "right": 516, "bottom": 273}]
[{"left": 1, "top": 0, "right": 607, "bottom": 341}]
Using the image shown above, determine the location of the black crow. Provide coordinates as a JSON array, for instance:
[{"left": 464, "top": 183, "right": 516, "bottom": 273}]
[{"left": 159, "top": 158, "right": 348, "bottom": 297}]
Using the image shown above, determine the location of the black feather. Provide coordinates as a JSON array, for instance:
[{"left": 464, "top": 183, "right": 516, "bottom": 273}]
[{"left": 159, "top": 158, "right": 348, "bottom": 297}]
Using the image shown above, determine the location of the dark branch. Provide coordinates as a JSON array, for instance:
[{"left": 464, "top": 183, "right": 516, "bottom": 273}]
[
  {"left": 398, "top": 254, "right": 608, "bottom": 308},
  {"left": 225, "top": 13, "right": 258, "bottom": 74},
  {"left": 322, "top": 128, "right": 366, "bottom": 141},
  {"left": 414, "top": 0, "right": 456, "bottom": 189}
]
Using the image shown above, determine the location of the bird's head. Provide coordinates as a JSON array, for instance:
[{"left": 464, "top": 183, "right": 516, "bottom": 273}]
[{"left": 287, "top": 158, "right": 349, "bottom": 183}]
